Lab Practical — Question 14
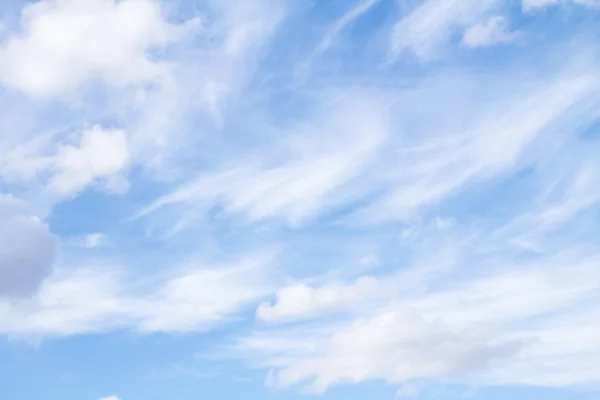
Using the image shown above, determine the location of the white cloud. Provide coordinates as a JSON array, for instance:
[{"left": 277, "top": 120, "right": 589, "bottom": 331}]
[
  {"left": 49, "top": 126, "right": 130, "bottom": 196},
  {"left": 257, "top": 277, "right": 378, "bottom": 322},
  {"left": 136, "top": 93, "right": 389, "bottom": 230},
  {"left": 0, "top": 194, "right": 57, "bottom": 299},
  {"left": 124, "top": 0, "right": 287, "bottom": 173},
  {"left": 390, "top": 0, "right": 501, "bottom": 61},
  {"left": 233, "top": 250, "right": 600, "bottom": 392},
  {"left": 271, "top": 312, "right": 520, "bottom": 394},
  {"left": 0, "top": 1, "right": 599, "bottom": 397},
  {"left": 354, "top": 66, "right": 600, "bottom": 223},
  {"left": 2, "top": 125, "right": 130, "bottom": 197},
  {"left": 0, "top": 0, "right": 200, "bottom": 98},
  {"left": 0, "top": 252, "right": 274, "bottom": 337},
  {"left": 99, "top": 396, "right": 119, "bottom": 400},
  {"left": 462, "top": 16, "right": 518, "bottom": 48},
  {"left": 135, "top": 54, "right": 600, "bottom": 233},
  {"left": 523, "top": 0, "right": 600, "bottom": 10}
]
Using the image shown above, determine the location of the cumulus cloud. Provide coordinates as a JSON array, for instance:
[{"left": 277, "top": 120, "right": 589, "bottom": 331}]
[
  {"left": 2, "top": 125, "right": 130, "bottom": 197},
  {"left": 0, "top": 195, "right": 57, "bottom": 299},
  {"left": 462, "top": 16, "right": 518, "bottom": 48},
  {"left": 0, "top": 0, "right": 200, "bottom": 98},
  {"left": 49, "top": 126, "right": 130, "bottom": 196},
  {"left": 99, "top": 396, "right": 119, "bottom": 400}
]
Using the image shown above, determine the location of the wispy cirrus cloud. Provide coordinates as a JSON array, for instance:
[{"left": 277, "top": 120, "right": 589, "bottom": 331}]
[
  {"left": 461, "top": 16, "right": 518, "bottom": 48},
  {"left": 0, "top": 251, "right": 275, "bottom": 337},
  {"left": 389, "top": 0, "right": 502, "bottom": 61}
]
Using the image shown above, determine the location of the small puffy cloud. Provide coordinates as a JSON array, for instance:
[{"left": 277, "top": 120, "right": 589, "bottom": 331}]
[
  {"left": 99, "top": 396, "right": 119, "bottom": 400},
  {"left": 257, "top": 277, "right": 378, "bottom": 322},
  {"left": 49, "top": 126, "right": 130, "bottom": 196},
  {"left": 2, "top": 125, "right": 130, "bottom": 197},
  {"left": 0, "top": 195, "right": 57, "bottom": 299},
  {"left": 462, "top": 16, "right": 518, "bottom": 48},
  {"left": 0, "top": 0, "right": 200, "bottom": 98}
]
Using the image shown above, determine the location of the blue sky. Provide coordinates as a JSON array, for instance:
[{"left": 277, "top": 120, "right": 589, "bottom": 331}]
[{"left": 1, "top": 0, "right": 600, "bottom": 399}]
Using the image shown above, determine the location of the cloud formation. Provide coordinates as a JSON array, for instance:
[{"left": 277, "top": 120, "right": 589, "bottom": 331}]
[
  {"left": 1, "top": 0, "right": 600, "bottom": 398},
  {"left": 0, "top": 195, "right": 57, "bottom": 299},
  {"left": 0, "top": 0, "right": 199, "bottom": 98}
]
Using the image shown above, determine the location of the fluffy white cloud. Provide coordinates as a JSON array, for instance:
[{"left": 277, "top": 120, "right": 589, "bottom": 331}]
[
  {"left": 0, "top": 0, "right": 200, "bottom": 97},
  {"left": 99, "top": 396, "right": 119, "bottom": 400},
  {"left": 2, "top": 125, "right": 130, "bottom": 197},
  {"left": 49, "top": 125, "right": 130, "bottom": 196},
  {"left": 462, "top": 16, "right": 518, "bottom": 48},
  {"left": 0, "top": 195, "right": 57, "bottom": 299},
  {"left": 257, "top": 277, "right": 378, "bottom": 322}
]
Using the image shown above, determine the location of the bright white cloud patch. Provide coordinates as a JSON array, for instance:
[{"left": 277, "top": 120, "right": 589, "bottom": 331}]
[
  {"left": 0, "top": 0, "right": 199, "bottom": 97},
  {"left": 49, "top": 126, "right": 130, "bottom": 196},
  {"left": 257, "top": 277, "right": 378, "bottom": 322},
  {"left": 1, "top": 125, "right": 130, "bottom": 197}
]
